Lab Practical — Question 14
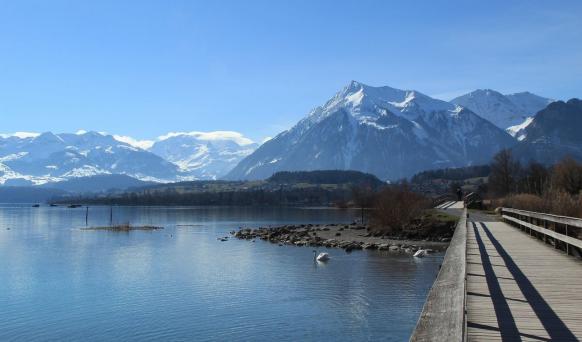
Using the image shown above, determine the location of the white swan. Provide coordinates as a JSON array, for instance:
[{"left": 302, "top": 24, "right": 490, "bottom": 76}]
[
  {"left": 313, "top": 250, "right": 330, "bottom": 262},
  {"left": 413, "top": 249, "right": 427, "bottom": 258}
]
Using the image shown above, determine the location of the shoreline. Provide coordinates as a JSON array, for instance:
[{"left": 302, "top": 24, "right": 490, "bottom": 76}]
[{"left": 232, "top": 222, "right": 450, "bottom": 253}]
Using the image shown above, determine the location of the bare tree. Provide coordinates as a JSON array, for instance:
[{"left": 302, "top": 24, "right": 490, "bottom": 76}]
[
  {"left": 489, "top": 149, "right": 521, "bottom": 197},
  {"left": 351, "top": 185, "right": 374, "bottom": 224},
  {"left": 519, "top": 161, "right": 549, "bottom": 195},
  {"left": 551, "top": 157, "right": 582, "bottom": 195}
]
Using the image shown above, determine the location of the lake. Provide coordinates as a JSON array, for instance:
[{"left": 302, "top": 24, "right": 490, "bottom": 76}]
[{"left": 0, "top": 205, "right": 442, "bottom": 341}]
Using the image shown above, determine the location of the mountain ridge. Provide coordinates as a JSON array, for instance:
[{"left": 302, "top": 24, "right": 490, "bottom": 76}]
[
  {"left": 227, "top": 81, "right": 516, "bottom": 181},
  {"left": 513, "top": 98, "right": 582, "bottom": 164},
  {"left": 450, "top": 89, "right": 554, "bottom": 135},
  {"left": 0, "top": 130, "right": 257, "bottom": 185}
]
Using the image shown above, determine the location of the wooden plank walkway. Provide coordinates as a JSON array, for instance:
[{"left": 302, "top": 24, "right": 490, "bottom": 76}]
[
  {"left": 466, "top": 218, "right": 582, "bottom": 341},
  {"left": 436, "top": 200, "right": 465, "bottom": 210}
]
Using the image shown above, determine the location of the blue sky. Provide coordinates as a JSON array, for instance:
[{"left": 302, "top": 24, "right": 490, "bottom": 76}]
[{"left": 0, "top": 0, "right": 581, "bottom": 142}]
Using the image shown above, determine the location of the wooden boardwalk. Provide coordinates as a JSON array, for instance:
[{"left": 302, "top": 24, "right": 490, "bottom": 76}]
[
  {"left": 435, "top": 200, "right": 465, "bottom": 210},
  {"left": 466, "top": 218, "right": 582, "bottom": 341}
]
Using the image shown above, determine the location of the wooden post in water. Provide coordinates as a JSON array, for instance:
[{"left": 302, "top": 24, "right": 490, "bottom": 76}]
[
  {"left": 85, "top": 206, "right": 89, "bottom": 226},
  {"left": 110, "top": 206, "right": 113, "bottom": 226}
]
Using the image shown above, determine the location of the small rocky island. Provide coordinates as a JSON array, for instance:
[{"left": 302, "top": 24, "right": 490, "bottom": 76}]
[
  {"left": 232, "top": 221, "right": 452, "bottom": 253},
  {"left": 82, "top": 224, "right": 163, "bottom": 231}
]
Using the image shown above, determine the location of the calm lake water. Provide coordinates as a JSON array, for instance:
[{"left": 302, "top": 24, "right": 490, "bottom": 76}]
[{"left": 0, "top": 205, "right": 442, "bottom": 342}]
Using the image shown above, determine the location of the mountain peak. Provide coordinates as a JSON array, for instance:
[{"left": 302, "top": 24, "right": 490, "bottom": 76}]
[
  {"left": 451, "top": 89, "right": 553, "bottom": 130},
  {"left": 466, "top": 89, "right": 506, "bottom": 98},
  {"left": 347, "top": 80, "right": 364, "bottom": 89},
  {"left": 34, "top": 131, "right": 64, "bottom": 143},
  {"left": 308, "top": 82, "right": 457, "bottom": 128},
  {"left": 341, "top": 80, "right": 402, "bottom": 97}
]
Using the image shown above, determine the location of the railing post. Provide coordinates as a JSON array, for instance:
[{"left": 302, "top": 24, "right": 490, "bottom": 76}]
[
  {"left": 566, "top": 225, "right": 569, "bottom": 255},
  {"left": 552, "top": 222, "right": 558, "bottom": 249}
]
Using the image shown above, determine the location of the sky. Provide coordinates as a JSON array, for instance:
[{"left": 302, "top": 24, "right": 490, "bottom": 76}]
[{"left": 0, "top": 0, "right": 581, "bottom": 143}]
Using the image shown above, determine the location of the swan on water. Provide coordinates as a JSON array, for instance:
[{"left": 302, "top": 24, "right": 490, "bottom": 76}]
[
  {"left": 313, "top": 250, "right": 330, "bottom": 262},
  {"left": 413, "top": 249, "right": 427, "bottom": 258}
]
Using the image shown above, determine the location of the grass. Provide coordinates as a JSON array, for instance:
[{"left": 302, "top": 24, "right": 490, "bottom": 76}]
[{"left": 422, "top": 209, "right": 459, "bottom": 223}]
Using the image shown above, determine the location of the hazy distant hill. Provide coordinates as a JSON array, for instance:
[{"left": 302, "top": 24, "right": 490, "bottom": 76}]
[
  {"left": 58, "top": 170, "right": 383, "bottom": 206},
  {"left": 42, "top": 174, "right": 155, "bottom": 193},
  {"left": 0, "top": 187, "right": 67, "bottom": 203},
  {"left": 268, "top": 170, "right": 383, "bottom": 188}
]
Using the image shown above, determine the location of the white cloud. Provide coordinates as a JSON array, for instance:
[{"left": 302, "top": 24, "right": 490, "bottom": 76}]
[
  {"left": 0, "top": 131, "right": 41, "bottom": 139},
  {"left": 157, "top": 131, "right": 255, "bottom": 146},
  {"left": 113, "top": 135, "right": 155, "bottom": 150}
]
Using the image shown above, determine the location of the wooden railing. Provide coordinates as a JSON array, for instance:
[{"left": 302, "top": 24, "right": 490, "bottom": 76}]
[
  {"left": 410, "top": 208, "right": 467, "bottom": 342},
  {"left": 463, "top": 192, "right": 481, "bottom": 209},
  {"left": 502, "top": 207, "right": 582, "bottom": 256},
  {"left": 432, "top": 194, "right": 453, "bottom": 208}
]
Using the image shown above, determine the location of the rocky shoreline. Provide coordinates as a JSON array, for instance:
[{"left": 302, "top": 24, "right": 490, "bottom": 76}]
[{"left": 231, "top": 222, "right": 450, "bottom": 254}]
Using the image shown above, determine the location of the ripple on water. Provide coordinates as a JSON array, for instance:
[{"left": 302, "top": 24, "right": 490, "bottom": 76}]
[{"left": 0, "top": 206, "right": 442, "bottom": 341}]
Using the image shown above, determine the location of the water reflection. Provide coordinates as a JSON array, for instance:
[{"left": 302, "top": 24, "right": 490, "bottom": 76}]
[{"left": 0, "top": 205, "right": 442, "bottom": 341}]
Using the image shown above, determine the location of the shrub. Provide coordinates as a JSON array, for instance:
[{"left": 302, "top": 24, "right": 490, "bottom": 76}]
[
  {"left": 372, "top": 185, "right": 430, "bottom": 233},
  {"left": 501, "top": 192, "right": 582, "bottom": 219},
  {"left": 502, "top": 193, "right": 546, "bottom": 212},
  {"left": 544, "top": 191, "right": 581, "bottom": 218}
]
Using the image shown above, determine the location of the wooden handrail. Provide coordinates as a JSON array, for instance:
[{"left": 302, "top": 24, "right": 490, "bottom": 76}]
[
  {"left": 501, "top": 207, "right": 582, "bottom": 256},
  {"left": 502, "top": 207, "right": 582, "bottom": 228},
  {"left": 410, "top": 208, "right": 467, "bottom": 342},
  {"left": 502, "top": 215, "right": 582, "bottom": 249}
]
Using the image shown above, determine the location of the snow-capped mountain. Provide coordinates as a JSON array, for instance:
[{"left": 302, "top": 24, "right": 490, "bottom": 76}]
[
  {"left": 0, "top": 131, "right": 180, "bottom": 185},
  {"left": 148, "top": 131, "right": 258, "bottom": 179},
  {"left": 451, "top": 89, "right": 554, "bottom": 137},
  {"left": 226, "top": 81, "right": 516, "bottom": 181},
  {"left": 513, "top": 99, "right": 582, "bottom": 164},
  {"left": 0, "top": 130, "right": 258, "bottom": 185}
]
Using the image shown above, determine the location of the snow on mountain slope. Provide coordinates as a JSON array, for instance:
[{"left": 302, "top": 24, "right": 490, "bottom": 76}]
[
  {"left": 227, "top": 81, "right": 515, "bottom": 181},
  {"left": 148, "top": 131, "right": 258, "bottom": 179},
  {"left": 0, "top": 129, "right": 258, "bottom": 185},
  {"left": 450, "top": 89, "right": 554, "bottom": 133},
  {"left": 507, "top": 117, "right": 534, "bottom": 141},
  {"left": 0, "top": 131, "right": 179, "bottom": 185}
]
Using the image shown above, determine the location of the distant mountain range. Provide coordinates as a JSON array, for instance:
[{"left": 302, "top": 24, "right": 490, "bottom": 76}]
[
  {"left": 0, "top": 130, "right": 256, "bottom": 186},
  {"left": 1, "top": 81, "right": 579, "bottom": 188},
  {"left": 148, "top": 132, "right": 258, "bottom": 179}
]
